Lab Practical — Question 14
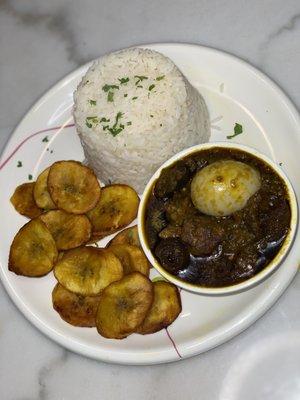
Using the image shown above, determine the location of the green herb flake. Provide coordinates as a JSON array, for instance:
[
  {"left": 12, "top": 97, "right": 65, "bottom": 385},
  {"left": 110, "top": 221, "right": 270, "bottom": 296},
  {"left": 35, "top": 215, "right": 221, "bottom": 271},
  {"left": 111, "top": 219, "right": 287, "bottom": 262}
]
[
  {"left": 50, "top": 150, "right": 53, "bottom": 154},
  {"left": 107, "top": 112, "right": 125, "bottom": 137},
  {"left": 134, "top": 75, "right": 148, "bottom": 85},
  {"left": 86, "top": 116, "right": 99, "bottom": 128},
  {"left": 100, "top": 117, "right": 110, "bottom": 123},
  {"left": 156, "top": 75, "right": 165, "bottom": 81},
  {"left": 88, "top": 99, "right": 97, "bottom": 106},
  {"left": 279, "top": 162, "right": 283, "bottom": 166},
  {"left": 136, "top": 85, "right": 143, "bottom": 88},
  {"left": 124, "top": 94, "right": 128, "bottom": 97},
  {"left": 102, "top": 84, "right": 119, "bottom": 92},
  {"left": 132, "top": 96, "right": 138, "bottom": 100},
  {"left": 116, "top": 111, "right": 124, "bottom": 121},
  {"left": 149, "top": 84, "right": 155, "bottom": 91},
  {"left": 86, "top": 116, "right": 98, "bottom": 121},
  {"left": 127, "top": 121, "right": 132, "bottom": 126},
  {"left": 227, "top": 123, "right": 243, "bottom": 139},
  {"left": 107, "top": 92, "right": 114, "bottom": 102},
  {"left": 118, "top": 77, "right": 129, "bottom": 84},
  {"left": 17, "top": 161, "right": 22, "bottom": 168},
  {"left": 150, "top": 114, "right": 154, "bottom": 118},
  {"left": 28, "top": 174, "right": 33, "bottom": 181},
  {"left": 160, "top": 124, "right": 163, "bottom": 127},
  {"left": 42, "top": 136, "right": 49, "bottom": 143}
]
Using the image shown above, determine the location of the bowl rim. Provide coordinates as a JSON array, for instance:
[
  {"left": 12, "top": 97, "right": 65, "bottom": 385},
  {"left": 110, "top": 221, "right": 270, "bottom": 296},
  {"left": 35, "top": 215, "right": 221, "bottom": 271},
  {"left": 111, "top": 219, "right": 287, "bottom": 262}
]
[{"left": 138, "top": 141, "right": 298, "bottom": 296}]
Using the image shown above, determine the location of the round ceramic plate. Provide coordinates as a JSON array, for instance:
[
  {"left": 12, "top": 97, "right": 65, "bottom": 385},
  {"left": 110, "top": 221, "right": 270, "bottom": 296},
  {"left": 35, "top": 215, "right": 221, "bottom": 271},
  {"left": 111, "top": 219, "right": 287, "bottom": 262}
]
[{"left": 1, "top": 43, "right": 299, "bottom": 365}]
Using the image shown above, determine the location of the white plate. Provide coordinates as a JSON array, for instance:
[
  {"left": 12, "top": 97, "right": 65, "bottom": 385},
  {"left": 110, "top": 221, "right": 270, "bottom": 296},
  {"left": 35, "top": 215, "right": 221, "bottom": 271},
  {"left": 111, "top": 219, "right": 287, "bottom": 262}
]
[{"left": 1, "top": 43, "right": 299, "bottom": 365}]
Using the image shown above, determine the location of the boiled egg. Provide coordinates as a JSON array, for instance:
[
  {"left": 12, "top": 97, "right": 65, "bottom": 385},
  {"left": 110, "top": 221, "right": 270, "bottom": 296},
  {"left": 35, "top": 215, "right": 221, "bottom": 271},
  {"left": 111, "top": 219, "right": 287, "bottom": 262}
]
[{"left": 191, "top": 160, "right": 261, "bottom": 216}]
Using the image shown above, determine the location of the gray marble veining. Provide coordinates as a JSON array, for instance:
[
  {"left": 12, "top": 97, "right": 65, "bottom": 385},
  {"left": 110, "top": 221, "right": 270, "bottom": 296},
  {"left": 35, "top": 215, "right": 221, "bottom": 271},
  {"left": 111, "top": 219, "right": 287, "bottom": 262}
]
[{"left": 0, "top": 0, "right": 299, "bottom": 399}]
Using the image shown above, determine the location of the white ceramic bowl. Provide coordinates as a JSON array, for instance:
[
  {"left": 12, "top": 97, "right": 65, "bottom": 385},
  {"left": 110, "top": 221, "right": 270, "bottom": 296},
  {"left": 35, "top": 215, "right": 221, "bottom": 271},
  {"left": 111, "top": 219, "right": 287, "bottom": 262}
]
[{"left": 138, "top": 142, "right": 298, "bottom": 295}]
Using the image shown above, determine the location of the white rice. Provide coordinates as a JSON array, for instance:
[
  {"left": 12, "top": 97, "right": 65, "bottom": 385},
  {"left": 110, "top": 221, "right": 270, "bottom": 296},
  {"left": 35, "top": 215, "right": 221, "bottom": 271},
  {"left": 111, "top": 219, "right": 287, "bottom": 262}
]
[{"left": 73, "top": 48, "right": 210, "bottom": 193}]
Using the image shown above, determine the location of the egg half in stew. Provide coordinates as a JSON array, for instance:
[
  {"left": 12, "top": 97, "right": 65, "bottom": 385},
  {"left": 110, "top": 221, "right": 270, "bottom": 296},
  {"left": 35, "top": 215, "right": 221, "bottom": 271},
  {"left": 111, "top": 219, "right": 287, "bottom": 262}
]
[{"left": 191, "top": 160, "right": 261, "bottom": 216}]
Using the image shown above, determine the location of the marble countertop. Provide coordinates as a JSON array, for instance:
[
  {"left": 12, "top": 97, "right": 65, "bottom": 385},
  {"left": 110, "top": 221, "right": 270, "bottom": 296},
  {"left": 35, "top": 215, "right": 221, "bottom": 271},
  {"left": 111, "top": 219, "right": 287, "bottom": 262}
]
[{"left": 1, "top": 1, "right": 300, "bottom": 399}]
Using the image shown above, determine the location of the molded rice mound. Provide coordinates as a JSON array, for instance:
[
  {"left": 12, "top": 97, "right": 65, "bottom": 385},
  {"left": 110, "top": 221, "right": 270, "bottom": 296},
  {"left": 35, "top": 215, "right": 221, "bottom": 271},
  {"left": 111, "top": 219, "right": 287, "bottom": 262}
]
[{"left": 74, "top": 47, "right": 210, "bottom": 193}]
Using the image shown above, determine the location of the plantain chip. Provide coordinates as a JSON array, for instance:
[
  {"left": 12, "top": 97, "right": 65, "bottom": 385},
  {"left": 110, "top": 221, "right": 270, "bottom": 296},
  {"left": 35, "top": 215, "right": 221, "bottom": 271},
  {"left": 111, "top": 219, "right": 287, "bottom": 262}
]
[
  {"left": 40, "top": 210, "right": 91, "bottom": 250},
  {"left": 107, "top": 225, "right": 141, "bottom": 248},
  {"left": 10, "top": 182, "right": 42, "bottom": 219},
  {"left": 96, "top": 272, "right": 153, "bottom": 339},
  {"left": 48, "top": 160, "right": 101, "bottom": 214},
  {"left": 54, "top": 247, "right": 123, "bottom": 296},
  {"left": 9, "top": 219, "right": 58, "bottom": 277},
  {"left": 33, "top": 167, "right": 56, "bottom": 210},
  {"left": 87, "top": 185, "right": 139, "bottom": 238},
  {"left": 137, "top": 281, "right": 182, "bottom": 335},
  {"left": 52, "top": 283, "right": 100, "bottom": 327},
  {"left": 108, "top": 244, "right": 150, "bottom": 276}
]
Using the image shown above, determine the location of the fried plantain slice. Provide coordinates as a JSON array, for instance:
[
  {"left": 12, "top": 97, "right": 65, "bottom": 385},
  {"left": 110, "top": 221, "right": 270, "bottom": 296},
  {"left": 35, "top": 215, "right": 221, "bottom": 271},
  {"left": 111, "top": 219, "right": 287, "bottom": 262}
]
[
  {"left": 54, "top": 247, "right": 123, "bottom": 296},
  {"left": 107, "top": 225, "right": 141, "bottom": 248},
  {"left": 9, "top": 219, "right": 58, "bottom": 277},
  {"left": 96, "top": 272, "right": 153, "bottom": 339},
  {"left": 40, "top": 210, "right": 91, "bottom": 250},
  {"left": 87, "top": 185, "right": 139, "bottom": 238},
  {"left": 52, "top": 283, "right": 100, "bottom": 327},
  {"left": 108, "top": 244, "right": 150, "bottom": 276},
  {"left": 137, "top": 281, "right": 182, "bottom": 335},
  {"left": 48, "top": 160, "right": 101, "bottom": 214},
  {"left": 10, "top": 182, "right": 42, "bottom": 219},
  {"left": 33, "top": 167, "right": 56, "bottom": 210}
]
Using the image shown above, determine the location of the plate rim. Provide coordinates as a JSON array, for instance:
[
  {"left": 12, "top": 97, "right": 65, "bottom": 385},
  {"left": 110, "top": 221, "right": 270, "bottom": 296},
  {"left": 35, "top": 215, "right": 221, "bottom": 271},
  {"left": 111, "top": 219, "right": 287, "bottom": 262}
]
[{"left": 1, "top": 42, "right": 300, "bottom": 365}]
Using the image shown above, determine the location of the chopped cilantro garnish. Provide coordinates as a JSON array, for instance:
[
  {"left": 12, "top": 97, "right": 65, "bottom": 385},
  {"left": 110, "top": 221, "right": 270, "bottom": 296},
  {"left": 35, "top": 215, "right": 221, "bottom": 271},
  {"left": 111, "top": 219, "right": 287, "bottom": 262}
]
[
  {"left": 132, "top": 96, "right": 138, "bottom": 100},
  {"left": 107, "top": 112, "right": 124, "bottom": 137},
  {"left": 17, "top": 161, "right": 22, "bottom": 167},
  {"left": 127, "top": 121, "right": 132, "bottom": 126},
  {"left": 116, "top": 111, "right": 124, "bottom": 122},
  {"left": 134, "top": 75, "right": 148, "bottom": 85},
  {"left": 88, "top": 99, "right": 97, "bottom": 106},
  {"left": 107, "top": 92, "right": 114, "bottom": 102},
  {"left": 279, "top": 162, "right": 283, "bottom": 166},
  {"left": 124, "top": 94, "right": 128, "bottom": 97},
  {"left": 160, "top": 124, "right": 162, "bottom": 127},
  {"left": 149, "top": 84, "right": 155, "bottom": 91},
  {"left": 86, "top": 116, "right": 99, "bottom": 128},
  {"left": 102, "top": 84, "right": 119, "bottom": 92},
  {"left": 28, "top": 174, "right": 33, "bottom": 180},
  {"left": 150, "top": 114, "right": 154, "bottom": 118},
  {"left": 156, "top": 75, "right": 165, "bottom": 81},
  {"left": 118, "top": 77, "right": 129, "bottom": 84},
  {"left": 42, "top": 136, "right": 49, "bottom": 143},
  {"left": 100, "top": 117, "right": 110, "bottom": 123},
  {"left": 227, "top": 123, "right": 243, "bottom": 139},
  {"left": 136, "top": 85, "right": 143, "bottom": 88},
  {"left": 86, "top": 116, "right": 98, "bottom": 121}
]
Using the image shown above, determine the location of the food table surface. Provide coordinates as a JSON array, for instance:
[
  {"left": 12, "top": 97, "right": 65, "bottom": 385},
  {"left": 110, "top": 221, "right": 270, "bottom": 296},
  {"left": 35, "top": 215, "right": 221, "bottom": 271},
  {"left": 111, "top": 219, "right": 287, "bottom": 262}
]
[{"left": 1, "top": 1, "right": 299, "bottom": 399}]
